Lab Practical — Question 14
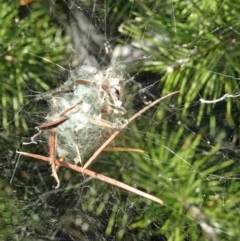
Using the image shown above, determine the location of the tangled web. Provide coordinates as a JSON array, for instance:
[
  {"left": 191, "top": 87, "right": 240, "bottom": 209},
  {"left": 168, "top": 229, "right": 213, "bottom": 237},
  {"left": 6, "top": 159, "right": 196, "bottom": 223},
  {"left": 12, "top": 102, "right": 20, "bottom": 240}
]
[
  {"left": 42, "top": 67, "right": 130, "bottom": 164},
  {"left": 1, "top": 1, "right": 240, "bottom": 241}
]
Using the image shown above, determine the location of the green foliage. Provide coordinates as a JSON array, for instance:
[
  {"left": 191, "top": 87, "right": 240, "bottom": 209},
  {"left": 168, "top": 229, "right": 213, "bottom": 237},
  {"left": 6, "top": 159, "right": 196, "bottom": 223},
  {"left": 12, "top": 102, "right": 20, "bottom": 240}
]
[
  {"left": 113, "top": 0, "right": 240, "bottom": 240},
  {"left": 1, "top": 0, "right": 240, "bottom": 240},
  {"left": 0, "top": 0, "right": 66, "bottom": 134},
  {"left": 0, "top": 1, "right": 67, "bottom": 239},
  {"left": 119, "top": 0, "right": 240, "bottom": 128},
  {"left": 0, "top": 181, "right": 20, "bottom": 240}
]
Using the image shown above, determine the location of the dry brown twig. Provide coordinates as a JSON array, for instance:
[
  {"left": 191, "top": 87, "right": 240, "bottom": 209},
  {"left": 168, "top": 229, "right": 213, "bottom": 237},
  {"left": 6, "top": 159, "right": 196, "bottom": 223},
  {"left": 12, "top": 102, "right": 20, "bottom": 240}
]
[{"left": 17, "top": 90, "right": 179, "bottom": 205}]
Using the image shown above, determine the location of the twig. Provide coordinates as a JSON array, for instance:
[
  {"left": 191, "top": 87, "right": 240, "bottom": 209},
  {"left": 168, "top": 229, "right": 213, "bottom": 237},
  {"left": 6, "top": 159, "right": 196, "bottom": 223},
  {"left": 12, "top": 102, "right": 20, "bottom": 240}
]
[
  {"left": 49, "top": 129, "right": 60, "bottom": 188},
  {"left": 199, "top": 93, "right": 240, "bottom": 104},
  {"left": 83, "top": 90, "right": 180, "bottom": 169},
  {"left": 103, "top": 147, "right": 146, "bottom": 153},
  {"left": 16, "top": 151, "right": 164, "bottom": 205}
]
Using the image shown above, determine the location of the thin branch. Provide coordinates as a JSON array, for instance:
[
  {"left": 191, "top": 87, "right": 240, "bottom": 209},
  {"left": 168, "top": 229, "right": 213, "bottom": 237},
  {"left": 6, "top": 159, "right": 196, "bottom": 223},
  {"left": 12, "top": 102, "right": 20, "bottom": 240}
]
[
  {"left": 37, "top": 117, "right": 69, "bottom": 130},
  {"left": 49, "top": 129, "right": 60, "bottom": 188},
  {"left": 83, "top": 90, "right": 180, "bottom": 169},
  {"left": 58, "top": 98, "right": 83, "bottom": 116},
  {"left": 16, "top": 151, "right": 164, "bottom": 205},
  {"left": 199, "top": 93, "right": 240, "bottom": 104},
  {"left": 103, "top": 147, "right": 146, "bottom": 153}
]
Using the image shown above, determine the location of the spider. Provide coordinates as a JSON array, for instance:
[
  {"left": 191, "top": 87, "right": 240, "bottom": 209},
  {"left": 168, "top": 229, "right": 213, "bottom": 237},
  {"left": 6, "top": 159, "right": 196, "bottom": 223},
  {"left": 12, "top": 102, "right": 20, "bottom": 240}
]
[{"left": 17, "top": 80, "right": 179, "bottom": 205}]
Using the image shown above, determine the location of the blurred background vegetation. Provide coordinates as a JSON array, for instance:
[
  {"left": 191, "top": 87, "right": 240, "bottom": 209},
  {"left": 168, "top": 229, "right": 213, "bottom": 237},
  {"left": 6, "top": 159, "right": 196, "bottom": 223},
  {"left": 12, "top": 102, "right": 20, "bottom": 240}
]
[{"left": 0, "top": 0, "right": 240, "bottom": 240}]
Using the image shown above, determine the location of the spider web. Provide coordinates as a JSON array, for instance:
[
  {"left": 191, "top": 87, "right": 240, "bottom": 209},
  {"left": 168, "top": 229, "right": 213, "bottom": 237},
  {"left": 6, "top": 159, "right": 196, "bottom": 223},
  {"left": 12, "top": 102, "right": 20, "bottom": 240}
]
[{"left": 1, "top": 0, "right": 240, "bottom": 240}]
